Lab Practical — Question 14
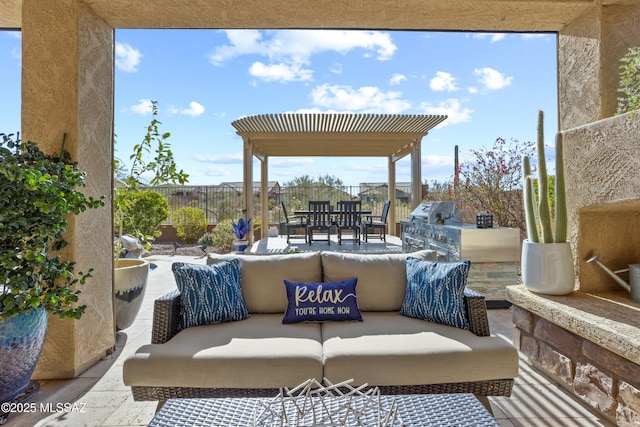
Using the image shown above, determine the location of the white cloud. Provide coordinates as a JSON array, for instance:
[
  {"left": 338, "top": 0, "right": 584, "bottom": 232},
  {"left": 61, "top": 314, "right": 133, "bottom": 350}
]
[
  {"left": 474, "top": 67, "right": 513, "bottom": 90},
  {"left": 194, "top": 153, "right": 243, "bottom": 163},
  {"left": 270, "top": 158, "right": 314, "bottom": 167},
  {"left": 115, "top": 42, "right": 142, "bottom": 72},
  {"left": 430, "top": 71, "right": 458, "bottom": 92},
  {"left": 208, "top": 29, "right": 396, "bottom": 83},
  {"left": 422, "top": 154, "right": 455, "bottom": 179},
  {"left": 249, "top": 62, "right": 312, "bottom": 82},
  {"left": 419, "top": 98, "right": 473, "bottom": 127},
  {"left": 472, "top": 33, "right": 506, "bottom": 43},
  {"left": 330, "top": 63, "right": 343, "bottom": 74},
  {"left": 129, "top": 99, "right": 153, "bottom": 115},
  {"left": 522, "top": 34, "right": 549, "bottom": 40},
  {"left": 11, "top": 46, "right": 20, "bottom": 61},
  {"left": 168, "top": 101, "right": 206, "bottom": 116},
  {"left": 390, "top": 73, "right": 407, "bottom": 85},
  {"left": 310, "top": 84, "right": 411, "bottom": 113},
  {"left": 182, "top": 101, "right": 205, "bottom": 117},
  {"left": 423, "top": 154, "right": 454, "bottom": 168},
  {"left": 201, "top": 167, "right": 232, "bottom": 177}
]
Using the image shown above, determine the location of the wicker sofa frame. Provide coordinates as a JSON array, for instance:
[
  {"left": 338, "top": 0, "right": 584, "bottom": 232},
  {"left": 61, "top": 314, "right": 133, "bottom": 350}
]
[{"left": 129, "top": 288, "right": 515, "bottom": 403}]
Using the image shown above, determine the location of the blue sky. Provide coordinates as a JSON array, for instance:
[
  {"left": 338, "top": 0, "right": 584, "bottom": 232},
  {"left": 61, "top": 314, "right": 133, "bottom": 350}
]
[{"left": 0, "top": 29, "right": 558, "bottom": 186}]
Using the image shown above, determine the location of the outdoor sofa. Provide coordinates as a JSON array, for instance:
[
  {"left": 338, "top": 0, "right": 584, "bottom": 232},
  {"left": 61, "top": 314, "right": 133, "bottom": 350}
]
[{"left": 122, "top": 250, "right": 519, "bottom": 405}]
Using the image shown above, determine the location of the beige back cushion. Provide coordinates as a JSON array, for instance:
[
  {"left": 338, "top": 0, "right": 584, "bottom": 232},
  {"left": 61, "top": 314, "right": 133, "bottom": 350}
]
[
  {"left": 207, "top": 252, "right": 322, "bottom": 313},
  {"left": 321, "top": 250, "right": 438, "bottom": 311}
]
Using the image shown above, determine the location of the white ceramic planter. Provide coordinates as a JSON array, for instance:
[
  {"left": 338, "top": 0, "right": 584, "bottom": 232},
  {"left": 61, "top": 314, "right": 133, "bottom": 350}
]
[
  {"left": 521, "top": 240, "right": 575, "bottom": 295},
  {"left": 114, "top": 258, "right": 150, "bottom": 330}
]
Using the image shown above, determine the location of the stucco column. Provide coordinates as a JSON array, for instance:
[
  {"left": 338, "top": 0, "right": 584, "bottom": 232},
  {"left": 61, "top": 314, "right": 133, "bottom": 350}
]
[{"left": 22, "top": 0, "right": 115, "bottom": 378}]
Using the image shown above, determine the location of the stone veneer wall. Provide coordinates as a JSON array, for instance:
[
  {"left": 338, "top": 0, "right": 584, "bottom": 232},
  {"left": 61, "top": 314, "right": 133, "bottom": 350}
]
[
  {"left": 509, "top": 285, "right": 640, "bottom": 426},
  {"left": 466, "top": 261, "right": 518, "bottom": 302}
]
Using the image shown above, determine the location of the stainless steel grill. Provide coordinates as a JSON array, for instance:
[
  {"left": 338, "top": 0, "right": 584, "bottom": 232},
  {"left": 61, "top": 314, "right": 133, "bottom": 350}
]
[
  {"left": 401, "top": 201, "right": 520, "bottom": 263},
  {"left": 402, "top": 201, "right": 463, "bottom": 261},
  {"left": 401, "top": 201, "right": 521, "bottom": 306}
]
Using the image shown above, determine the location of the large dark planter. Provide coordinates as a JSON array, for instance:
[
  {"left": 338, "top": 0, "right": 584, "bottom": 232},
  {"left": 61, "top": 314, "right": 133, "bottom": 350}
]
[
  {"left": 114, "top": 258, "right": 150, "bottom": 330},
  {"left": 0, "top": 306, "right": 47, "bottom": 403}
]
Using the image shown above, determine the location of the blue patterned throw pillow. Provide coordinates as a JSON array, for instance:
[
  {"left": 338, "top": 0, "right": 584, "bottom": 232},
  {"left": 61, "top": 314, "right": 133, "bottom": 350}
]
[
  {"left": 282, "top": 278, "right": 363, "bottom": 324},
  {"left": 172, "top": 259, "right": 249, "bottom": 329},
  {"left": 400, "top": 258, "right": 471, "bottom": 330}
]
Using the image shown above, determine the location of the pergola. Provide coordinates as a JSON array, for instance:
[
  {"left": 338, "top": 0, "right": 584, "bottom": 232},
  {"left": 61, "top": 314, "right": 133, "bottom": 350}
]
[{"left": 231, "top": 113, "right": 448, "bottom": 238}]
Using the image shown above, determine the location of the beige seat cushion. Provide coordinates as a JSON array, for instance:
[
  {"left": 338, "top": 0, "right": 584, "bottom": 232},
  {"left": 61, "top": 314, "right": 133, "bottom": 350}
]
[
  {"left": 207, "top": 252, "right": 322, "bottom": 313},
  {"left": 322, "top": 312, "right": 519, "bottom": 386},
  {"left": 321, "top": 250, "right": 437, "bottom": 311},
  {"left": 123, "top": 314, "right": 323, "bottom": 389}
]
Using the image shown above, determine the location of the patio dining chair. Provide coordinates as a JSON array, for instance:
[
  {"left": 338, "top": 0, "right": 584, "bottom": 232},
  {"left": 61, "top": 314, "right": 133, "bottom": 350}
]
[
  {"left": 336, "top": 200, "right": 362, "bottom": 245},
  {"left": 306, "top": 200, "right": 333, "bottom": 245},
  {"left": 362, "top": 200, "right": 390, "bottom": 242},
  {"left": 281, "top": 201, "right": 307, "bottom": 243}
]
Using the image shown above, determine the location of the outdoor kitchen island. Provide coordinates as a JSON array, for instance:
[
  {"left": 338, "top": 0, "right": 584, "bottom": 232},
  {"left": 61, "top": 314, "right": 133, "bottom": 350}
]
[{"left": 401, "top": 202, "right": 520, "bottom": 307}]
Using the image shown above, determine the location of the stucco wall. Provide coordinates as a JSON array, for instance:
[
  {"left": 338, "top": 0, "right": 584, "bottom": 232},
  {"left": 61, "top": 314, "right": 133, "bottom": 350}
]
[
  {"left": 559, "top": 4, "right": 640, "bottom": 129},
  {"left": 563, "top": 112, "right": 640, "bottom": 292}
]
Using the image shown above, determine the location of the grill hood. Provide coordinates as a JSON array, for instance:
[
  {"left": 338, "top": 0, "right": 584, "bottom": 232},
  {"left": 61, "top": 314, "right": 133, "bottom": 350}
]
[{"left": 409, "top": 201, "right": 461, "bottom": 224}]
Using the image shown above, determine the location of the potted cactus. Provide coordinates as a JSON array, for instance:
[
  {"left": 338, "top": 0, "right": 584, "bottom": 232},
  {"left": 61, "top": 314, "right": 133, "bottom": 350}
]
[{"left": 521, "top": 110, "right": 574, "bottom": 295}]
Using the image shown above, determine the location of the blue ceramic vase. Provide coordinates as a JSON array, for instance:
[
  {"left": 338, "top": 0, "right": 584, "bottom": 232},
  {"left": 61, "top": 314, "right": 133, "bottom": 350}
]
[{"left": 0, "top": 306, "right": 47, "bottom": 403}]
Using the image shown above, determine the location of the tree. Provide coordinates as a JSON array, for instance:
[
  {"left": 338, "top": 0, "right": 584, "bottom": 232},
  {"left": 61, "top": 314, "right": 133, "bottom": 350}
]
[
  {"left": 114, "top": 100, "right": 189, "bottom": 255},
  {"left": 422, "top": 179, "right": 456, "bottom": 201},
  {"left": 317, "top": 174, "right": 344, "bottom": 190},
  {"left": 458, "top": 137, "right": 535, "bottom": 235}
]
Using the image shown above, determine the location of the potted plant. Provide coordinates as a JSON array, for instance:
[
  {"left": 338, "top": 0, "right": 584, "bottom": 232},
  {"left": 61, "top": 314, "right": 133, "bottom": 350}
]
[
  {"left": 0, "top": 133, "right": 104, "bottom": 405},
  {"left": 521, "top": 110, "right": 574, "bottom": 295},
  {"left": 231, "top": 217, "right": 252, "bottom": 253},
  {"left": 113, "top": 100, "right": 188, "bottom": 330}
]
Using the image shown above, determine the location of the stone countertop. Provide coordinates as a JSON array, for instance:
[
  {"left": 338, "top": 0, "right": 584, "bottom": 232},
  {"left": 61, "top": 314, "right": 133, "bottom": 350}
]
[{"left": 507, "top": 285, "right": 640, "bottom": 365}]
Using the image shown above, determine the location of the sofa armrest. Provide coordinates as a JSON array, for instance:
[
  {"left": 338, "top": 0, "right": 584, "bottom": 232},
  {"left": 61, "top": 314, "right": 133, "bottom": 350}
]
[
  {"left": 463, "top": 288, "right": 490, "bottom": 337},
  {"left": 151, "top": 289, "right": 181, "bottom": 344}
]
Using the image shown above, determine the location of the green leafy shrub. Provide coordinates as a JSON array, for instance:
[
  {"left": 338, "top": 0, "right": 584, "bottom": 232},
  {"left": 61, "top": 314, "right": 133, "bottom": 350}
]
[
  {"left": 209, "top": 219, "right": 234, "bottom": 253},
  {"left": 616, "top": 46, "right": 640, "bottom": 115},
  {"left": 173, "top": 206, "right": 208, "bottom": 243},
  {"left": 1, "top": 133, "right": 105, "bottom": 321},
  {"left": 117, "top": 190, "right": 169, "bottom": 245}
]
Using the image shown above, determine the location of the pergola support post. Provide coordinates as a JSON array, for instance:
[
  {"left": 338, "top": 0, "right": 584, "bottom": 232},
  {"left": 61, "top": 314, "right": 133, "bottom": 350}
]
[
  {"left": 260, "top": 156, "right": 269, "bottom": 239},
  {"left": 388, "top": 156, "right": 396, "bottom": 236},
  {"left": 410, "top": 139, "right": 422, "bottom": 209},
  {"left": 242, "top": 137, "right": 253, "bottom": 242}
]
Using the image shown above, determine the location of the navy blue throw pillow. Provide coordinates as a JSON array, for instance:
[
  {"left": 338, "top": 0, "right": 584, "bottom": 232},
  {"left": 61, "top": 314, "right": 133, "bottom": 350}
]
[
  {"left": 282, "top": 278, "right": 363, "bottom": 324},
  {"left": 172, "top": 259, "right": 249, "bottom": 329},
  {"left": 400, "top": 258, "right": 471, "bottom": 330}
]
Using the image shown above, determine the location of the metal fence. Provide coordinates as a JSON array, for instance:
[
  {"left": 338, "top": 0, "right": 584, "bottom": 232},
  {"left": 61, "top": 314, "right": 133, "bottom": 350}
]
[{"left": 150, "top": 184, "right": 415, "bottom": 226}]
